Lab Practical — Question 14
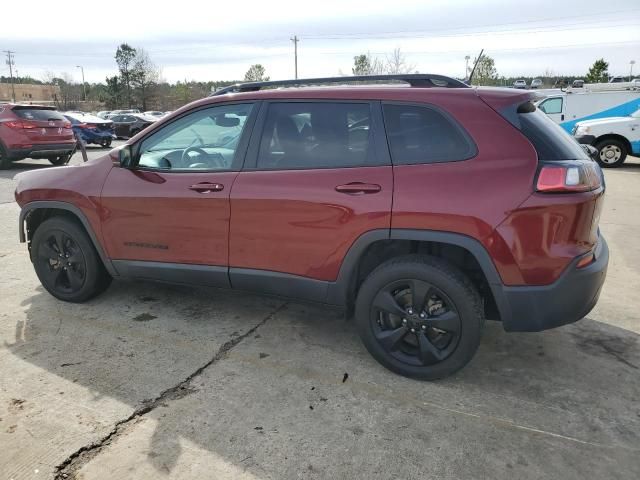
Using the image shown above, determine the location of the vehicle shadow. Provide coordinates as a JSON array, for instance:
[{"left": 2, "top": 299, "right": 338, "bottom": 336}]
[{"left": 7, "top": 280, "right": 640, "bottom": 477}]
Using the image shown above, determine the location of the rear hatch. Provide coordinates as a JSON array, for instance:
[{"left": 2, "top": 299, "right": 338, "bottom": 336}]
[{"left": 12, "top": 106, "right": 74, "bottom": 143}]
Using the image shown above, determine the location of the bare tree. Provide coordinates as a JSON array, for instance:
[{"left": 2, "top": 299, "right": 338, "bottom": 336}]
[
  {"left": 131, "top": 49, "right": 161, "bottom": 111},
  {"left": 385, "top": 48, "right": 415, "bottom": 75}
]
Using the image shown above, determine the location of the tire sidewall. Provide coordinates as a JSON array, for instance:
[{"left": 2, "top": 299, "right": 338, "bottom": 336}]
[
  {"left": 355, "top": 258, "right": 483, "bottom": 380},
  {"left": 31, "top": 217, "right": 104, "bottom": 302}
]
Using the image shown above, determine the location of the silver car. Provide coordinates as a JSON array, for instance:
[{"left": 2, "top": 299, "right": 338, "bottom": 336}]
[{"left": 530, "top": 78, "right": 543, "bottom": 89}]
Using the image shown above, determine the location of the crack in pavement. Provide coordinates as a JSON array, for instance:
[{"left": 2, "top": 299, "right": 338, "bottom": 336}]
[{"left": 53, "top": 301, "right": 288, "bottom": 480}]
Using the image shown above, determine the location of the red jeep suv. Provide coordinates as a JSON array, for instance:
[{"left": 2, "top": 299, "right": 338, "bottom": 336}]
[
  {"left": 14, "top": 75, "right": 608, "bottom": 379},
  {"left": 1, "top": 104, "right": 76, "bottom": 169}
]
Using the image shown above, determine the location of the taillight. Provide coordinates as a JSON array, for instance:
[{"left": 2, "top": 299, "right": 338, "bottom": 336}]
[
  {"left": 536, "top": 161, "right": 602, "bottom": 193},
  {"left": 4, "top": 120, "right": 38, "bottom": 129}
]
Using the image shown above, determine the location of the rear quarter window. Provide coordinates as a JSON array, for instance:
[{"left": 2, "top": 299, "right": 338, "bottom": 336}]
[
  {"left": 13, "top": 108, "right": 66, "bottom": 121},
  {"left": 382, "top": 103, "right": 477, "bottom": 165},
  {"left": 516, "top": 103, "right": 588, "bottom": 161}
]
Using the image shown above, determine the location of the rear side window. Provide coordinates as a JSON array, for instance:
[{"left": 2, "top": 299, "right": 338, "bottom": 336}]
[
  {"left": 256, "top": 102, "right": 375, "bottom": 170},
  {"left": 517, "top": 104, "right": 588, "bottom": 161},
  {"left": 13, "top": 108, "right": 66, "bottom": 121},
  {"left": 382, "top": 104, "right": 476, "bottom": 165}
]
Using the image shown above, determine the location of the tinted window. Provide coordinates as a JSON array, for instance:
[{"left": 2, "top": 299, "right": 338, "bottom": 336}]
[
  {"left": 138, "top": 103, "right": 253, "bottom": 171},
  {"left": 518, "top": 107, "right": 588, "bottom": 161},
  {"left": 256, "top": 102, "right": 373, "bottom": 169},
  {"left": 382, "top": 104, "right": 476, "bottom": 165},
  {"left": 539, "top": 97, "right": 563, "bottom": 114},
  {"left": 13, "top": 108, "right": 66, "bottom": 121}
]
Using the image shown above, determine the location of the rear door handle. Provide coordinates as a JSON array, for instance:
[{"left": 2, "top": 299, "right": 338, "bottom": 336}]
[
  {"left": 189, "top": 182, "right": 224, "bottom": 193},
  {"left": 335, "top": 182, "right": 382, "bottom": 194}
]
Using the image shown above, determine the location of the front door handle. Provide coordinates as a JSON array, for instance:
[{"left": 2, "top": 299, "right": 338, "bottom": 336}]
[
  {"left": 189, "top": 182, "right": 224, "bottom": 193},
  {"left": 335, "top": 182, "right": 382, "bottom": 194}
]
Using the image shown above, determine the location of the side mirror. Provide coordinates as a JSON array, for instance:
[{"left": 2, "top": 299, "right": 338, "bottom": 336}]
[{"left": 109, "top": 144, "right": 133, "bottom": 167}]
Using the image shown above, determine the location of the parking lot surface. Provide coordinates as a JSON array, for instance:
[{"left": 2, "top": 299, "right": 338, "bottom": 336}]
[{"left": 1, "top": 146, "right": 639, "bottom": 479}]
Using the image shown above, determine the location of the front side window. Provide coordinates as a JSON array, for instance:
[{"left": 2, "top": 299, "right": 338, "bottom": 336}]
[
  {"left": 538, "top": 97, "right": 563, "bottom": 115},
  {"left": 256, "top": 102, "right": 374, "bottom": 169},
  {"left": 382, "top": 104, "right": 476, "bottom": 165},
  {"left": 138, "top": 103, "right": 254, "bottom": 171}
]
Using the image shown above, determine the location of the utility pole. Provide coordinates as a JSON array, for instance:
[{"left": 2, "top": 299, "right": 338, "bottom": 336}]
[
  {"left": 76, "top": 65, "right": 86, "bottom": 101},
  {"left": 3, "top": 50, "right": 16, "bottom": 102},
  {"left": 290, "top": 35, "right": 299, "bottom": 79},
  {"left": 630, "top": 60, "right": 636, "bottom": 81}
]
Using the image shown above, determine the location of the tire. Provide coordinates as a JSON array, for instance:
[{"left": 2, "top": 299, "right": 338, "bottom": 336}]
[
  {"left": 101, "top": 138, "right": 112, "bottom": 148},
  {"left": 595, "top": 138, "right": 627, "bottom": 168},
  {"left": 31, "top": 217, "right": 112, "bottom": 302},
  {"left": 129, "top": 129, "right": 140, "bottom": 138},
  {"left": 49, "top": 155, "right": 71, "bottom": 166},
  {"left": 355, "top": 255, "right": 484, "bottom": 380},
  {"left": 0, "top": 145, "right": 11, "bottom": 170}
]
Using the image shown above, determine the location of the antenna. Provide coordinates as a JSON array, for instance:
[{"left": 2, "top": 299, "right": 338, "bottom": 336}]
[{"left": 467, "top": 48, "right": 484, "bottom": 85}]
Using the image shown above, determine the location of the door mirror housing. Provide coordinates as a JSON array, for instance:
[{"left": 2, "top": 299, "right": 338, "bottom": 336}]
[{"left": 110, "top": 144, "right": 133, "bottom": 167}]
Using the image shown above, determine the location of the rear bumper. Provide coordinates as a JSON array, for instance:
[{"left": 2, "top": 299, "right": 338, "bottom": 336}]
[
  {"left": 6, "top": 142, "right": 76, "bottom": 160},
  {"left": 499, "top": 235, "right": 609, "bottom": 332}
]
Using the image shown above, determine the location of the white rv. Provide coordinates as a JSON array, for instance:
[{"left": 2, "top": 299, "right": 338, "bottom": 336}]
[{"left": 536, "top": 83, "right": 640, "bottom": 133}]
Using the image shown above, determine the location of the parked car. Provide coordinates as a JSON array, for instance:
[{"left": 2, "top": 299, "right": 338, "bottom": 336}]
[
  {"left": 96, "top": 111, "right": 111, "bottom": 119},
  {"left": 14, "top": 74, "right": 608, "bottom": 380},
  {"left": 530, "top": 78, "right": 543, "bottom": 89},
  {"left": 110, "top": 113, "right": 156, "bottom": 138},
  {"left": 573, "top": 108, "right": 640, "bottom": 167},
  {"left": 0, "top": 104, "right": 75, "bottom": 169},
  {"left": 572, "top": 79, "right": 584, "bottom": 88},
  {"left": 609, "top": 76, "right": 625, "bottom": 83},
  {"left": 64, "top": 112, "right": 115, "bottom": 148},
  {"left": 513, "top": 79, "right": 527, "bottom": 89}
]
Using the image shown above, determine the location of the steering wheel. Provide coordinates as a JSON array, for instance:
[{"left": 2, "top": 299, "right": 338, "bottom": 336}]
[{"left": 181, "top": 146, "right": 209, "bottom": 165}]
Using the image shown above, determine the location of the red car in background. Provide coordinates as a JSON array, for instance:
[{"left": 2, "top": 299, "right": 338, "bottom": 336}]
[{"left": 0, "top": 104, "right": 76, "bottom": 169}]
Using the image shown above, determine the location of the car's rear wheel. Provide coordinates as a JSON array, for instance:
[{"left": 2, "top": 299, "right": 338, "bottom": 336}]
[
  {"left": 100, "top": 138, "right": 112, "bottom": 148},
  {"left": 49, "top": 154, "right": 71, "bottom": 166},
  {"left": 355, "top": 255, "right": 484, "bottom": 380},
  {"left": 595, "top": 138, "right": 627, "bottom": 168},
  {"left": 31, "top": 217, "right": 112, "bottom": 302},
  {"left": 0, "top": 145, "right": 11, "bottom": 170}
]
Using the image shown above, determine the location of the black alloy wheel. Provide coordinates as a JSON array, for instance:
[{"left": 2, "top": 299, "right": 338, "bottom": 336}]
[
  {"left": 371, "top": 279, "right": 461, "bottom": 367},
  {"left": 31, "top": 217, "right": 112, "bottom": 302},
  {"left": 35, "top": 229, "right": 87, "bottom": 295},
  {"left": 355, "top": 255, "right": 484, "bottom": 380}
]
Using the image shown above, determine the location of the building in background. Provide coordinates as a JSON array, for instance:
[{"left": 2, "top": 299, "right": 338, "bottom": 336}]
[{"left": 0, "top": 83, "right": 60, "bottom": 104}]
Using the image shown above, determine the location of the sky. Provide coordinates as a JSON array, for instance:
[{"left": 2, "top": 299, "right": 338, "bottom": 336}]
[{"left": 1, "top": 0, "right": 639, "bottom": 84}]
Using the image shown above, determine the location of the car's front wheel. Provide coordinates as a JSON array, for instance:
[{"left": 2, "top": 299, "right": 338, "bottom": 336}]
[
  {"left": 595, "top": 138, "right": 627, "bottom": 168},
  {"left": 355, "top": 255, "right": 484, "bottom": 380},
  {"left": 31, "top": 217, "right": 112, "bottom": 302}
]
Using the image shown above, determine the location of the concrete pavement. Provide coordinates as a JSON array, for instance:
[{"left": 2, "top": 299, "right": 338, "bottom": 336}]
[{"left": 0, "top": 148, "right": 638, "bottom": 479}]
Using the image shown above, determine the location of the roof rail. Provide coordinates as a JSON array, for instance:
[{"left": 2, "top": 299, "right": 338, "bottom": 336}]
[{"left": 211, "top": 74, "right": 469, "bottom": 96}]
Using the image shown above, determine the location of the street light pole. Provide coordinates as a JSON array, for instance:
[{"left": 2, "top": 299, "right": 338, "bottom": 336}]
[
  {"left": 630, "top": 60, "right": 636, "bottom": 81},
  {"left": 290, "top": 35, "right": 299, "bottom": 79},
  {"left": 464, "top": 55, "right": 470, "bottom": 81},
  {"left": 76, "top": 65, "right": 86, "bottom": 102}
]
